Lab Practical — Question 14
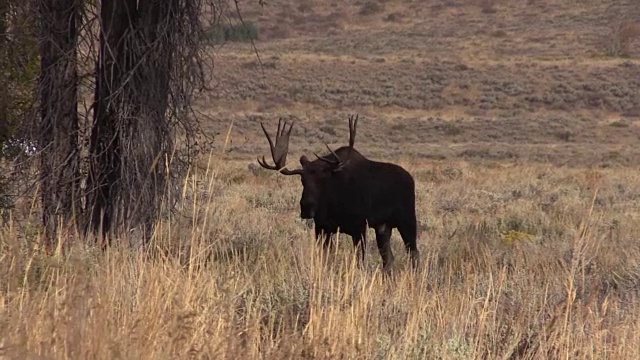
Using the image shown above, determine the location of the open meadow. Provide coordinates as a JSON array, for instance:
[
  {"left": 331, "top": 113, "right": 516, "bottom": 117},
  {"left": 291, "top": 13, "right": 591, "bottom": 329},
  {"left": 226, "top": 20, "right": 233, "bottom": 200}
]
[{"left": 2, "top": 0, "right": 640, "bottom": 358}]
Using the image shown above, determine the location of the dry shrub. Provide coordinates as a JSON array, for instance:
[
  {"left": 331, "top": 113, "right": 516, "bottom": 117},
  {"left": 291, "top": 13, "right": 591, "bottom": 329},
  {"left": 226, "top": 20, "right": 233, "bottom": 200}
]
[
  {"left": 297, "top": 0, "right": 313, "bottom": 13},
  {"left": 385, "top": 12, "right": 403, "bottom": 22},
  {"left": 478, "top": 0, "right": 498, "bottom": 14},
  {"left": 358, "top": 1, "right": 385, "bottom": 16},
  {"left": 604, "top": 21, "right": 640, "bottom": 57}
]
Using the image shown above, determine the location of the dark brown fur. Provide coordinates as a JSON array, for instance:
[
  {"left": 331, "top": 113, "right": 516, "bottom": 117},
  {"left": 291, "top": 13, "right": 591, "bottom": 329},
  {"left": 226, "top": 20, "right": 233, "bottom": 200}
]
[{"left": 257, "top": 115, "right": 420, "bottom": 271}]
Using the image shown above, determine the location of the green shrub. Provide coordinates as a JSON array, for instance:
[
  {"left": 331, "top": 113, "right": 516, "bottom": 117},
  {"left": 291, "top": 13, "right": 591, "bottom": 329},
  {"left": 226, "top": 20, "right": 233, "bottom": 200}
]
[
  {"left": 203, "top": 21, "right": 259, "bottom": 44},
  {"left": 0, "top": 6, "right": 39, "bottom": 212}
]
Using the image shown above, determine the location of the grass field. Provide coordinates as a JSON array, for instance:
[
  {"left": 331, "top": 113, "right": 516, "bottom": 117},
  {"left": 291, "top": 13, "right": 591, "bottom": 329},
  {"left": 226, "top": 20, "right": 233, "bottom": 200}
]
[{"left": 2, "top": 0, "right": 640, "bottom": 358}]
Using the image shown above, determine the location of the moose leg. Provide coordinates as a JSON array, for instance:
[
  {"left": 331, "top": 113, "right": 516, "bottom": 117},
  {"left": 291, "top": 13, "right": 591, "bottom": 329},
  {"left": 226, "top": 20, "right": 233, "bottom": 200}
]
[
  {"left": 351, "top": 231, "right": 366, "bottom": 268},
  {"left": 398, "top": 219, "right": 420, "bottom": 270},
  {"left": 374, "top": 224, "right": 394, "bottom": 271}
]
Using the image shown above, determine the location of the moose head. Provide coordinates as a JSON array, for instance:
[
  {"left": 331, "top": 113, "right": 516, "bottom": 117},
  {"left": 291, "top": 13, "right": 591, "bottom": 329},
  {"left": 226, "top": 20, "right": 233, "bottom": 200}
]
[{"left": 257, "top": 115, "right": 358, "bottom": 219}]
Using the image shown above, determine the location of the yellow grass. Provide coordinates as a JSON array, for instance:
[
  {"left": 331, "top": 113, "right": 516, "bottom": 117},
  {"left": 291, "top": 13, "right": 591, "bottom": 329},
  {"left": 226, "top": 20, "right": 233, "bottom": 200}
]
[
  {"left": 2, "top": 157, "right": 640, "bottom": 359},
  {"left": 3, "top": 0, "right": 640, "bottom": 358}
]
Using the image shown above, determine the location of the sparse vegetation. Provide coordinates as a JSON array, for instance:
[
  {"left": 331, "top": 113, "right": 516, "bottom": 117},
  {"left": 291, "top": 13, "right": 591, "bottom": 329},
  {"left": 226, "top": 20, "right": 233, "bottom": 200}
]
[
  {"left": 358, "top": 1, "right": 384, "bottom": 16},
  {"left": 478, "top": 0, "right": 497, "bottom": 14},
  {"left": 440, "top": 123, "right": 464, "bottom": 136},
  {"left": 204, "top": 21, "right": 259, "bottom": 43},
  {"left": 609, "top": 120, "right": 629, "bottom": 128},
  {"left": 2, "top": 161, "right": 640, "bottom": 358},
  {"left": 604, "top": 21, "right": 640, "bottom": 57}
]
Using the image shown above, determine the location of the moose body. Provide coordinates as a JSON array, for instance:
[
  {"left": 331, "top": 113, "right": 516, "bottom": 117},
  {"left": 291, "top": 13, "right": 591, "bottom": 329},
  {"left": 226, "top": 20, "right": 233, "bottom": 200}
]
[{"left": 258, "top": 116, "right": 420, "bottom": 271}]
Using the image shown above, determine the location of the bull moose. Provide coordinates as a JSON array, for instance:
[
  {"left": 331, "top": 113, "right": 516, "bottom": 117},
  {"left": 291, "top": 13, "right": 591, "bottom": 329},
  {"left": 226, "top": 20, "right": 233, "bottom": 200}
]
[{"left": 257, "top": 115, "right": 420, "bottom": 271}]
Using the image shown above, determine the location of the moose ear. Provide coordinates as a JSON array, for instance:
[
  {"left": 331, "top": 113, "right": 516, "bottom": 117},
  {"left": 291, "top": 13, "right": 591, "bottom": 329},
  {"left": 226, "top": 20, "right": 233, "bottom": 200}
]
[{"left": 300, "top": 155, "right": 310, "bottom": 166}]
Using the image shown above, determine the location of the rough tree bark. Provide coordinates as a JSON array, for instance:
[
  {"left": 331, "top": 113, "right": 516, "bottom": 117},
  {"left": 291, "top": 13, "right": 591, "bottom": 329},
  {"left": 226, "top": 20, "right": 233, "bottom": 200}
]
[
  {"left": 124, "top": 0, "right": 177, "bottom": 239},
  {"left": 86, "top": 0, "right": 212, "bottom": 243},
  {"left": 0, "top": 0, "right": 8, "bottom": 143},
  {"left": 87, "top": 0, "right": 137, "bottom": 241},
  {"left": 38, "top": 0, "right": 80, "bottom": 248},
  {"left": 88, "top": 0, "right": 178, "bottom": 242}
]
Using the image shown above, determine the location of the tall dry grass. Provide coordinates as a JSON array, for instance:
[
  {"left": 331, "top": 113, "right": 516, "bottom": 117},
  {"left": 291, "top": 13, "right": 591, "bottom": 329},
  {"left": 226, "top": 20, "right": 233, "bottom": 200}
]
[{"left": 1, "top": 157, "right": 640, "bottom": 359}]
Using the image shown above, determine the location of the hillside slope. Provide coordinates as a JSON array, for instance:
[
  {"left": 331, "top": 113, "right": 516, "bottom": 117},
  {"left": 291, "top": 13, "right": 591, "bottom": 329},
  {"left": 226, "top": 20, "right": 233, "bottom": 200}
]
[{"left": 199, "top": 0, "right": 640, "bottom": 167}]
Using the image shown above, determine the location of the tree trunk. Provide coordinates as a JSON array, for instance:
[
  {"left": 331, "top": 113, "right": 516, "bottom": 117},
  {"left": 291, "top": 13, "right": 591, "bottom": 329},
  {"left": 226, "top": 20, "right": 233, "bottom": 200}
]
[
  {"left": 0, "top": 0, "right": 8, "bottom": 143},
  {"left": 87, "top": 0, "right": 137, "bottom": 241},
  {"left": 126, "top": 0, "right": 175, "bottom": 240},
  {"left": 88, "top": 0, "right": 181, "bottom": 243},
  {"left": 38, "top": 0, "right": 80, "bottom": 250},
  {"left": 86, "top": 0, "right": 208, "bottom": 244}
]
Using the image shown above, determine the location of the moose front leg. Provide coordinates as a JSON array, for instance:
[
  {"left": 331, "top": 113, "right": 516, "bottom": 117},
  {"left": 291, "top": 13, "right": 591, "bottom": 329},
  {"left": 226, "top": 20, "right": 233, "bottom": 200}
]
[
  {"left": 375, "top": 224, "right": 394, "bottom": 271},
  {"left": 351, "top": 223, "right": 367, "bottom": 268},
  {"left": 351, "top": 233, "right": 366, "bottom": 268}
]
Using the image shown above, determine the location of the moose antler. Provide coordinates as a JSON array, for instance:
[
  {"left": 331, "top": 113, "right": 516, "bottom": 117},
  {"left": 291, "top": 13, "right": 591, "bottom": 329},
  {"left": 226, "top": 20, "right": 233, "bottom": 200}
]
[
  {"left": 257, "top": 118, "right": 304, "bottom": 175},
  {"left": 314, "top": 143, "right": 343, "bottom": 167},
  {"left": 315, "top": 113, "right": 360, "bottom": 170}
]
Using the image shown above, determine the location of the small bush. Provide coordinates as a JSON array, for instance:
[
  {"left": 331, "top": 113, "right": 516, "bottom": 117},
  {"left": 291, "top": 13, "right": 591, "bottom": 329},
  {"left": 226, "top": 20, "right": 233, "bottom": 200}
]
[
  {"left": 359, "top": 1, "right": 384, "bottom": 16},
  {"left": 554, "top": 130, "right": 573, "bottom": 142},
  {"left": 442, "top": 123, "right": 463, "bottom": 136},
  {"left": 501, "top": 230, "right": 534, "bottom": 246},
  {"left": 203, "top": 21, "right": 259, "bottom": 44},
  {"left": 478, "top": 0, "right": 497, "bottom": 14},
  {"left": 609, "top": 120, "right": 629, "bottom": 128},
  {"left": 385, "top": 12, "right": 403, "bottom": 22},
  {"left": 604, "top": 21, "right": 640, "bottom": 58},
  {"left": 491, "top": 30, "right": 507, "bottom": 38},
  {"left": 319, "top": 125, "right": 337, "bottom": 137}
]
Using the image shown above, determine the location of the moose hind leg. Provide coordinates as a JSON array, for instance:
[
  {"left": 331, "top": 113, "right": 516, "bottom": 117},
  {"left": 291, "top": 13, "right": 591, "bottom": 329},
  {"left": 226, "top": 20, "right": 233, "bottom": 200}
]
[
  {"left": 375, "top": 224, "right": 394, "bottom": 271},
  {"left": 315, "top": 227, "right": 334, "bottom": 251},
  {"left": 398, "top": 218, "right": 420, "bottom": 270}
]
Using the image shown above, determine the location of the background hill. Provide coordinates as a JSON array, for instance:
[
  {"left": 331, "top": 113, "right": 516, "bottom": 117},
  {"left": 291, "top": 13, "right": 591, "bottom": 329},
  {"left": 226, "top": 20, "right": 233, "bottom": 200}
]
[{"left": 200, "top": 0, "right": 640, "bottom": 166}]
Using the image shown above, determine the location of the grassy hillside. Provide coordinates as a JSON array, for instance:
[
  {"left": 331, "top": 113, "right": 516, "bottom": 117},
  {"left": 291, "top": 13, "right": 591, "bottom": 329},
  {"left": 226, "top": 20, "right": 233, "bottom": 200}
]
[
  {"left": 203, "top": 0, "right": 640, "bottom": 166},
  {"left": 2, "top": 0, "right": 640, "bottom": 358}
]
